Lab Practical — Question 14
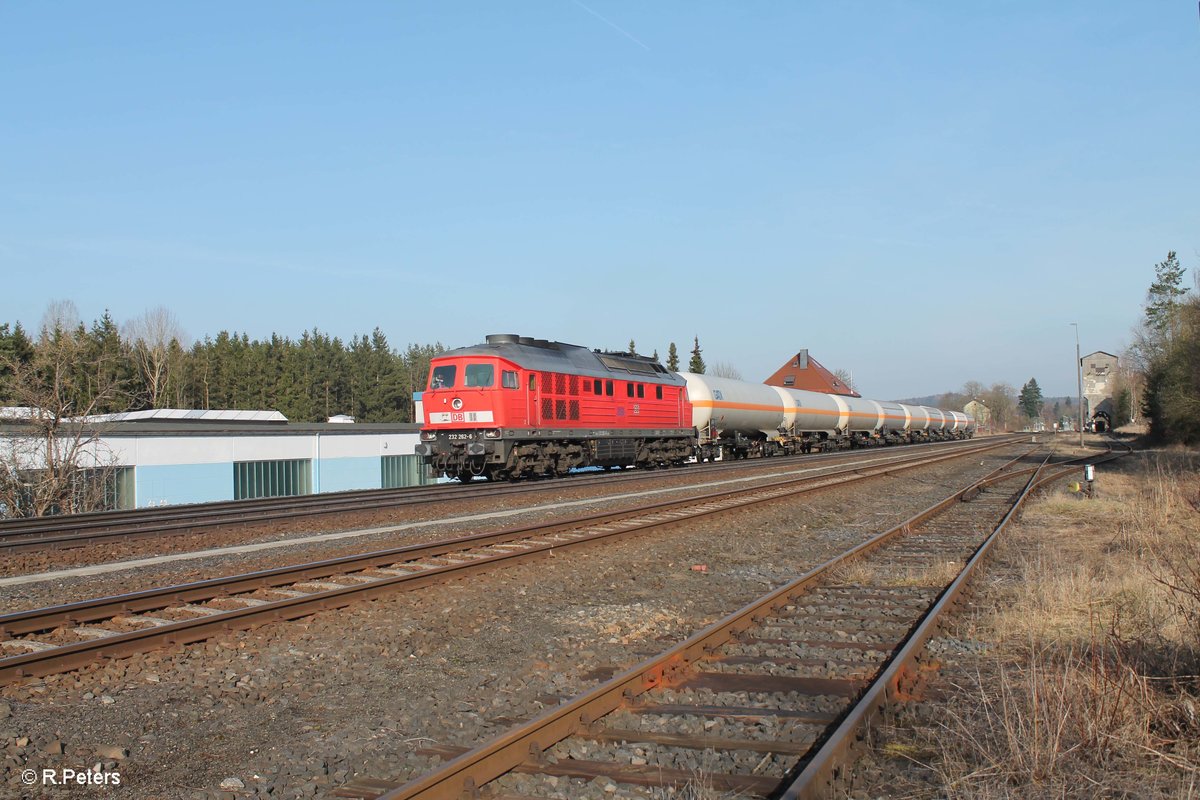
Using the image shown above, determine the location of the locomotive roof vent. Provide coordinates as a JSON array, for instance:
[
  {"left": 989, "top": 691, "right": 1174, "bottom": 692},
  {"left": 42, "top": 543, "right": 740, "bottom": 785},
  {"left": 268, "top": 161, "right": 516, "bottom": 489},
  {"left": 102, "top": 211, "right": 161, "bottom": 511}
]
[
  {"left": 518, "top": 336, "right": 535, "bottom": 345},
  {"left": 485, "top": 334, "right": 521, "bottom": 345}
]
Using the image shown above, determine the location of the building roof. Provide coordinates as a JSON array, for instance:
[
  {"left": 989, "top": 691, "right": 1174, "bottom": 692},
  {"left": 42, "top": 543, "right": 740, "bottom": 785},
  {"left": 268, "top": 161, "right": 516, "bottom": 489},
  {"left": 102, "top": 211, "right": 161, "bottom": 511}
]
[
  {"left": 0, "top": 419, "right": 420, "bottom": 438},
  {"left": 0, "top": 407, "right": 425, "bottom": 438},
  {"left": 1083, "top": 351, "right": 1119, "bottom": 360},
  {"left": 98, "top": 421, "right": 419, "bottom": 437},
  {"left": 84, "top": 409, "right": 289, "bottom": 424},
  {"left": 763, "top": 349, "right": 861, "bottom": 397}
]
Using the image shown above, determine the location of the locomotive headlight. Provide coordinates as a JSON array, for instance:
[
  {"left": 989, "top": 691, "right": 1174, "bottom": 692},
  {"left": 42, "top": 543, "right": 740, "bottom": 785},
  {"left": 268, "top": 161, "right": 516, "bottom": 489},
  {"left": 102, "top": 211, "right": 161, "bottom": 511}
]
[
  {"left": 420, "top": 430, "right": 437, "bottom": 441},
  {"left": 451, "top": 398, "right": 463, "bottom": 410},
  {"left": 484, "top": 429, "right": 501, "bottom": 439}
]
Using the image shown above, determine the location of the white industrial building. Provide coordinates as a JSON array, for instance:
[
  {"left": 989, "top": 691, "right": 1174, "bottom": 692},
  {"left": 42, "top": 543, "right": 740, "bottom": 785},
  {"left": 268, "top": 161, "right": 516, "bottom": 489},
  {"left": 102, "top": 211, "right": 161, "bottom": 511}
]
[{"left": 0, "top": 408, "right": 427, "bottom": 511}]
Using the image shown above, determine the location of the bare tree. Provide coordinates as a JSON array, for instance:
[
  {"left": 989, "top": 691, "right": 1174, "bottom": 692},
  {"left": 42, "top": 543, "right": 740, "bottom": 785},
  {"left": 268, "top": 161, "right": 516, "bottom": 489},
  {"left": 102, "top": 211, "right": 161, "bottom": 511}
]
[
  {"left": 0, "top": 329, "right": 127, "bottom": 517},
  {"left": 124, "top": 306, "right": 187, "bottom": 409},
  {"left": 962, "top": 380, "right": 986, "bottom": 400},
  {"left": 39, "top": 299, "right": 81, "bottom": 336},
  {"left": 1116, "top": 347, "right": 1144, "bottom": 423},
  {"left": 832, "top": 368, "right": 855, "bottom": 393},
  {"left": 709, "top": 362, "right": 743, "bottom": 380},
  {"left": 982, "top": 383, "right": 1018, "bottom": 431},
  {"left": 937, "top": 391, "right": 969, "bottom": 411}
]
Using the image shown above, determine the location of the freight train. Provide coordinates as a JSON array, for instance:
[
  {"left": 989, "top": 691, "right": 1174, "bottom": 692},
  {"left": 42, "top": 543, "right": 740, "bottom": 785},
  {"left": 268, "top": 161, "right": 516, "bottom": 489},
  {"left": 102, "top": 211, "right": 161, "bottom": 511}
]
[{"left": 414, "top": 334, "right": 974, "bottom": 482}]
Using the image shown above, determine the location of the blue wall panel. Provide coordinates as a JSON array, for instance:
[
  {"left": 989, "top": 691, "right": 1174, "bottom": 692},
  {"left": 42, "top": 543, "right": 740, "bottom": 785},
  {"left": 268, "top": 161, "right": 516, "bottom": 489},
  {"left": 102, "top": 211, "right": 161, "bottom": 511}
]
[
  {"left": 137, "top": 463, "right": 231, "bottom": 507},
  {"left": 317, "top": 456, "right": 381, "bottom": 493}
]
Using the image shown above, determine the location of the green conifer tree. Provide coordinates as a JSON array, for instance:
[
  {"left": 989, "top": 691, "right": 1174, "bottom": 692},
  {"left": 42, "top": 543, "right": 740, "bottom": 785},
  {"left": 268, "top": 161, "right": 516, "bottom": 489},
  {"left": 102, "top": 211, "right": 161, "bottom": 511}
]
[
  {"left": 666, "top": 343, "right": 679, "bottom": 371},
  {"left": 1018, "top": 378, "right": 1044, "bottom": 419},
  {"left": 688, "top": 336, "right": 705, "bottom": 374}
]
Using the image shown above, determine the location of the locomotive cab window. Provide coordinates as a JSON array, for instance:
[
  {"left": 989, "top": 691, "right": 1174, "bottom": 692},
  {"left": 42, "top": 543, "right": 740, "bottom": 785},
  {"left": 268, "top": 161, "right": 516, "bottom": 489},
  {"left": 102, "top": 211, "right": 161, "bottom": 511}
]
[
  {"left": 656, "top": 386, "right": 663, "bottom": 400},
  {"left": 626, "top": 383, "right": 634, "bottom": 398},
  {"left": 636, "top": 384, "right": 644, "bottom": 398},
  {"left": 593, "top": 379, "right": 602, "bottom": 394},
  {"left": 430, "top": 365, "right": 456, "bottom": 389},
  {"left": 501, "top": 370, "right": 518, "bottom": 389},
  {"left": 464, "top": 364, "right": 495, "bottom": 388},
  {"left": 605, "top": 380, "right": 613, "bottom": 396},
  {"left": 529, "top": 375, "right": 536, "bottom": 390}
]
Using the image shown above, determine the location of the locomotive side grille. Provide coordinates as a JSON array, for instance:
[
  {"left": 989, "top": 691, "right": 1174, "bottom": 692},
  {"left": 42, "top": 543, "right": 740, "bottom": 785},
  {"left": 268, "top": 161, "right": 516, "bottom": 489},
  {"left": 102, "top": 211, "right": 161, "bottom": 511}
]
[
  {"left": 569, "top": 399, "right": 579, "bottom": 420},
  {"left": 569, "top": 375, "right": 579, "bottom": 395},
  {"left": 541, "top": 398, "right": 553, "bottom": 420},
  {"left": 555, "top": 399, "right": 567, "bottom": 420},
  {"left": 541, "top": 371, "right": 552, "bottom": 392},
  {"left": 554, "top": 373, "right": 566, "bottom": 394}
]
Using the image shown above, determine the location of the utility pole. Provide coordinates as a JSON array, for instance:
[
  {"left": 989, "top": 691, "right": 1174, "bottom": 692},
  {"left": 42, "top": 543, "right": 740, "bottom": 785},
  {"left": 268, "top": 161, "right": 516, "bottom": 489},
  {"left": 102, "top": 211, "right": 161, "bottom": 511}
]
[{"left": 1071, "top": 323, "right": 1083, "bottom": 447}]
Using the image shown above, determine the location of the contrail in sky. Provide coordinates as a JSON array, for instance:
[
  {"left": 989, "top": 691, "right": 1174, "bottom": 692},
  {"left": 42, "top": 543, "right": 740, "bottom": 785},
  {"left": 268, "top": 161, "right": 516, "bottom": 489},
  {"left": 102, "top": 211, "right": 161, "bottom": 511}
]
[{"left": 571, "top": 0, "right": 651, "bottom": 50}]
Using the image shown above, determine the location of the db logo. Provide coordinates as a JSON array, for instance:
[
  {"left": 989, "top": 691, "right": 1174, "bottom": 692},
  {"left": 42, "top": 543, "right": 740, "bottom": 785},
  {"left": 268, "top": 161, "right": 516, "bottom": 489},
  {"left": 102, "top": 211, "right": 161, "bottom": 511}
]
[{"left": 451, "top": 412, "right": 465, "bottom": 422}]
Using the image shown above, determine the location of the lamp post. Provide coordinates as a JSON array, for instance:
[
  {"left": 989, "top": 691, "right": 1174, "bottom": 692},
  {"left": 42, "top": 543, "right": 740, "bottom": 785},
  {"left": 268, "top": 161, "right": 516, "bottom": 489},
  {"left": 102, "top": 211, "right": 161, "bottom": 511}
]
[{"left": 1071, "top": 322, "right": 1083, "bottom": 447}]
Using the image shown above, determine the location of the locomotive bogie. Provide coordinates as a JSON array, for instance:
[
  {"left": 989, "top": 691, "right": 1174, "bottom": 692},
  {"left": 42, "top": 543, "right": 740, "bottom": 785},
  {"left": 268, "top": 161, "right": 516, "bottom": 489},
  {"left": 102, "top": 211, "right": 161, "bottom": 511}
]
[{"left": 418, "top": 427, "right": 695, "bottom": 480}]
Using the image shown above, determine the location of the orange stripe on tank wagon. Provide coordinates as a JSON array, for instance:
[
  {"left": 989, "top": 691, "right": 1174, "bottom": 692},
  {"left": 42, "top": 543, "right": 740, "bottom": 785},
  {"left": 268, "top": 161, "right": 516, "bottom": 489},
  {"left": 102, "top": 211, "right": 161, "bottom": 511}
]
[
  {"left": 692, "top": 400, "right": 916, "bottom": 422},
  {"left": 691, "top": 401, "right": 790, "bottom": 413}
]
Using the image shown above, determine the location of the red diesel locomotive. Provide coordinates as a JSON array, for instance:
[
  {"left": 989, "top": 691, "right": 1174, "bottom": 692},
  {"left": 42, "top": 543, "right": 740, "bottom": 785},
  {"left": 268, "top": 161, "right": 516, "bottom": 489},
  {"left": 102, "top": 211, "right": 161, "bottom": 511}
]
[{"left": 414, "top": 334, "right": 695, "bottom": 481}]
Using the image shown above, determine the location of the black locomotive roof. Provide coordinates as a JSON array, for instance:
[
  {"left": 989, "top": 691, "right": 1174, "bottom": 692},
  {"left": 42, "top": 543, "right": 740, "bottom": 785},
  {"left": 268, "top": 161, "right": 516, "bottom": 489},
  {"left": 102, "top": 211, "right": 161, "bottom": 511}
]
[{"left": 442, "top": 334, "right": 686, "bottom": 386}]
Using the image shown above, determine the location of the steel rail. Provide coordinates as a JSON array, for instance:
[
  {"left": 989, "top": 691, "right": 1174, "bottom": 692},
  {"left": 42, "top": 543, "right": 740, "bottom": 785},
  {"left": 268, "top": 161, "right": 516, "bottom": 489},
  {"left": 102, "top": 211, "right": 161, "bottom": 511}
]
[
  {"left": 0, "top": 438, "right": 988, "bottom": 537},
  {"left": 362, "top": 449, "right": 1062, "bottom": 800},
  {"left": 780, "top": 443, "right": 1129, "bottom": 797},
  {"left": 0, "top": 439, "right": 1017, "bottom": 684},
  {"left": 0, "top": 437, "right": 1019, "bottom": 553}
]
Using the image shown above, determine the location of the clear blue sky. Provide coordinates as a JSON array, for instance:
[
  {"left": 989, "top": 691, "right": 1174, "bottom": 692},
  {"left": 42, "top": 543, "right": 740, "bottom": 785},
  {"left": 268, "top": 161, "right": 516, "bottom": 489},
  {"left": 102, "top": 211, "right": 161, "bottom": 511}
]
[{"left": 2, "top": 2, "right": 1196, "bottom": 399}]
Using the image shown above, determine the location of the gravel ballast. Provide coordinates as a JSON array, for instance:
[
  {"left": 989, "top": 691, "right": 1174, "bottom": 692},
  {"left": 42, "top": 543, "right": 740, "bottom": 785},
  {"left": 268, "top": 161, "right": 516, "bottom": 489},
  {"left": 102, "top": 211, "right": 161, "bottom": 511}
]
[{"left": 2, "top": 447, "right": 1024, "bottom": 799}]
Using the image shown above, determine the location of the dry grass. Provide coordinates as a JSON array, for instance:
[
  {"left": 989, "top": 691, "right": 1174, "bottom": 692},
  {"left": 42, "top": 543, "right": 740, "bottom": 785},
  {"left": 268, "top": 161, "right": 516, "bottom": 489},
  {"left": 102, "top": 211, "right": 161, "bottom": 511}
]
[
  {"left": 829, "top": 553, "right": 963, "bottom": 589},
  {"left": 897, "top": 449, "right": 1200, "bottom": 798}
]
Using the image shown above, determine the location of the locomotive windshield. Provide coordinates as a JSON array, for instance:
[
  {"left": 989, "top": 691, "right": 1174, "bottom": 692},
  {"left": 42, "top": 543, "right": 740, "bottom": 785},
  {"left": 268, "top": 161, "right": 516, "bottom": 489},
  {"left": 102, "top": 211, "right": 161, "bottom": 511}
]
[
  {"left": 430, "top": 365, "right": 456, "bottom": 389},
  {"left": 464, "top": 363, "right": 495, "bottom": 388}
]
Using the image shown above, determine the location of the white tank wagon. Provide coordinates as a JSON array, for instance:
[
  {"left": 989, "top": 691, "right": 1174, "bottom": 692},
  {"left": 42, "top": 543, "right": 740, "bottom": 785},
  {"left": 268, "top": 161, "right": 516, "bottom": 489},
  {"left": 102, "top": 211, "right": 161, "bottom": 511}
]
[
  {"left": 681, "top": 372, "right": 974, "bottom": 460},
  {"left": 683, "top": 373, "right": 789, "bottom": 439}
]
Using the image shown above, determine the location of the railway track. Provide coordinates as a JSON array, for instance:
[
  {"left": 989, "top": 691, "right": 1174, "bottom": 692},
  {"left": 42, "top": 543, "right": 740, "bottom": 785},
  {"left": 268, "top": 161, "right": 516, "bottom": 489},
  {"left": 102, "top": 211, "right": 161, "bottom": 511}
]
[
  {"left": 0, "top": 437, "right": 1022, "bottom": 554},
  {"left": 328, "top": 443, "right": 1122, "bottom": 800},
  {"left": 0, "top": 437, "right": 1023, "bottom": 684}
]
